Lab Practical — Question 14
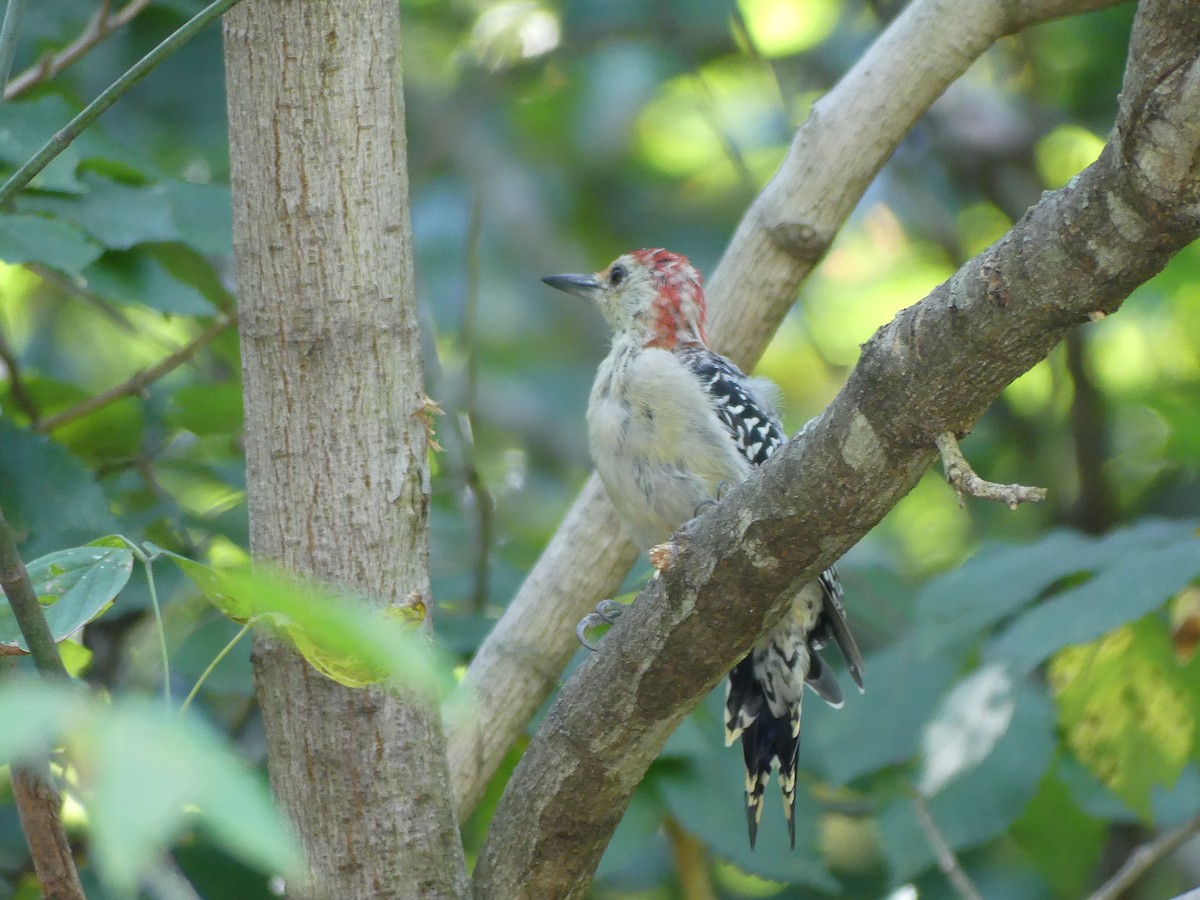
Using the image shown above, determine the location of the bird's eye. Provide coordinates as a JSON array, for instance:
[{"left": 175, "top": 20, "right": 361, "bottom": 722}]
[{"left": 609, "top": 264, "right": 627, "bottom": 286}]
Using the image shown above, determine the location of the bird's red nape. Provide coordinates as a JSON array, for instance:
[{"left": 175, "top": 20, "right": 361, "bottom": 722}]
[{"left": 630, "top": 248, "right": 708, "bottom": 350}]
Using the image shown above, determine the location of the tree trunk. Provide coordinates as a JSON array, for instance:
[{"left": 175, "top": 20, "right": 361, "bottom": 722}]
[{"left": 223, "top": 3, "right": 468, "bottom": 897}]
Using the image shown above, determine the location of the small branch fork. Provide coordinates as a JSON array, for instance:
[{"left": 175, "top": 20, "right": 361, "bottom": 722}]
[
  {"left": 935, "top": 432, "right": 1047, "bottom": 510},
  {"left": 5, "top": 0, "right": 154, "bottom": 100}
]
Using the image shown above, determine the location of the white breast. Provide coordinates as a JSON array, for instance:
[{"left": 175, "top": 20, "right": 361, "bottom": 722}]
[{"left": 587, "top": 344, "right": 751, "bottom": 550}]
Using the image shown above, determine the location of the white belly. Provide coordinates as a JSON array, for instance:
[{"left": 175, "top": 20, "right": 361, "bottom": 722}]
[{"left": 587, "top": 345, "right": 751, "bottom": 550}]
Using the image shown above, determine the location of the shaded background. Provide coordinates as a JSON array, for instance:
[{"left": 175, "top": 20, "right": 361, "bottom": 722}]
[{"left": 1, "top": 0, "right": 1198, "bottom": 897}]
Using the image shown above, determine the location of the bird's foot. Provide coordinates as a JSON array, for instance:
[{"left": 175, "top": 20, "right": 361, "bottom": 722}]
[
  {"left": 692, "top": 480, "right": 732, "bottom": 518},
  {"left": 576, "top": 598, "right": 627, "bottom": 651}
]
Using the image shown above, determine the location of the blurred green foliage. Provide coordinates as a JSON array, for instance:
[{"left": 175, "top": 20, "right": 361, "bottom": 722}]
[{"left": 0, "top": 0, "right": 1198, "bottom": 897}]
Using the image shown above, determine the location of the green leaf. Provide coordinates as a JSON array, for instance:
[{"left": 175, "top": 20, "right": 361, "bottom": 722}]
[
  {"left": 917, "top": 520, "right": 1198, "bottom": 656},
  {"left": 878, "top": 680, "right": 1056, "bottom": 885},
  {"left": 59, "top": 639, "right": 94, "bottom": 677},
  {"left": 0, "top": 424, "right": 116, "bottom": 563},
  {"left": 1048, "top": 615, "right": 1200, "bottom": 818},
  {"left": 231, "top": 567, "right": 447, "bottom": 692},
  {"left": 14, "top": 172, "right": 231, "bottom": 257},
  {"left": 0, "top": 545, "right": 133, "bottom": 653},
  {"left": 45, "top": 391, "right": 144, "bottom": 464},
  {"left": 18, "top": 175, "right": 176, "bottom": 251},
  {"left": 987, "top": 534, "right": 1200, "bottom": 673},
  {"left": 809, "top": 638, "right": 960, "bottom": 784},
  {"left": 1010, "top": 759, "right": 1106, "bottom": 899},
  {"left": 0, "top": 97, "right": 90, "bottom": 193},
  {"left": 161, "top": 180, "right": 233, "bottom": 257},
  {"left": 89, "top": 699, "right": 301, "bottom": 893},
  {"left": 0, "top": 213, "right": 102, "bottom": 275},
  {"left": 1153, "top": 764, "right": 1200, "bottom": 830},
  {"left": 149, "top": 546, "right": 251, "bottom": 620},
  {"left": 82, "top": 250, "right": 216, "bottom": 316},
  {"left": 915, "top": 530, "right": 1096, "bottom": 654},
  {"left": 1057, "top": 755, "right": 1138, "bottom": 823},
  {"left": 0, "top": 681, "right": 304, "bottom": 895},
  {"left": 168, "top": 382, "right": 245, "bottom": 436},
  {"left": 154, "top": 557, "right": 452, "bottom": 693},
  {"left": 0, "top": 679, "right": 85, "bottom": 759}
]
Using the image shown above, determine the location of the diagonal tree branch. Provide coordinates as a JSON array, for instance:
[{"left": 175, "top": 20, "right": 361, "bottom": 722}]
[
  {"left": 444, "top": 0, "right": 1126, "bottom": 822},
  {"left": 0, "top": 323, "right": 39, "bottom": 424},
  {"left": 1087, "top": 812, "right": 1200, "bottom": 900},
  {"left": 33, "top": 314, "right": 233, "bottom": 434},
  {"left": 705, "top": 0, "right": 1129, "bottom": 371},
  {"left": 471, "top": 0, "right": 1200, "bottom": 893}
]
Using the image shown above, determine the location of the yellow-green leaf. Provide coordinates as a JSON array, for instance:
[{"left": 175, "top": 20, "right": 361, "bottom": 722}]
[{"left": 1049, "top": 616, "right": 1200, "bottom": 818}]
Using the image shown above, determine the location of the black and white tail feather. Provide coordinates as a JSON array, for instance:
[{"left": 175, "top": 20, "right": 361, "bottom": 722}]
[{"left": 680, "top": 346, "right": 866, "bottom": 849}]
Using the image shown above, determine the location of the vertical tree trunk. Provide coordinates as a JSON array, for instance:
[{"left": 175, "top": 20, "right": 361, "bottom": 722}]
[{"left": 223, "top": 3, "right": 468, "bottom": 897}]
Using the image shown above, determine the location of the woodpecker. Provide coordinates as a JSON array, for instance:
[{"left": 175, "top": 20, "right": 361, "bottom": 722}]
[{"left": 543, "top": 248, "right": 864, "bottom": 850}]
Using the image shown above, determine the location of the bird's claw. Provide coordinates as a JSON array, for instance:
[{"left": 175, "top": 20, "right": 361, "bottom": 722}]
[
  {"left": 693, "top": 480, "right": 732, "bottom": 518},
  {"left": 576, "top": 598, "right": 626, "bottom": 651}
]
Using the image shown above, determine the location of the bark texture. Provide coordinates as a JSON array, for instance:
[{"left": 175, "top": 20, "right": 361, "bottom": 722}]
[
  {"left": 11, "top": 769, "right": 84, "bottom": 900},
  {"left": 223, "top": 3, "right": 468, "bottom": 897},
  {"left": 472, "top": 0, "right": 1200, "bottom": 894},
  {"left": 445, "top": 0, "right": 1125, "bottom": 822}
]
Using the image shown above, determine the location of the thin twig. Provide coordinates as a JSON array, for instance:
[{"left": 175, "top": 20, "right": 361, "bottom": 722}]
[
  {"left": 28, "top": 263, "right": 143, "bottom": 337},
  {"left": 935, "top": 431, "right": 1047, "bottom": 509},
  {"left": 656, "top": 7, "right": 757, "bottom": 197},
  {"left": 1064, "top": 330, "right": 1117, "bottom": 531},
  {"left": 0, "top": 0, "right": 248, "bottom": 206},
  {"left": 690, "top": 70, "right": 758, "bottom": 196},
  {"left": 180, "top": 620, "right": 252, "bottom": 717},
  {"left": 0, "top": 0, "right": 26, "bottom": 103},
  {"left": 662, "top": 817, "right": 716, "bottom": 900},
  {"left": 911, "top": 790, "right": 984, "bottom": 900},
  {"left": 34, "top": 314, "right": 233, "bottom": 434},
  {"left": 728, "top": 3, "right": 794, "bottom": 112},
  {"left": 1087, "top": 813, "right": 1200, "bottom": 900},
  {"left": 5, "top": 0, "right": 158, "bottom": 99},
  {"left": 0, "top": 322, "right": 40, "bottom": 424},
  {"left": 460, "top": 198, "right": 493, "bottom": 614},
  {"left": 0, "top": 507, "right": 84, "bottom": 898},
  {"left": 0, "top": 505, "right": 68, "bottom": 678},
  {"left": 11, "top": 767, "right": 85, "bottom": 900}
]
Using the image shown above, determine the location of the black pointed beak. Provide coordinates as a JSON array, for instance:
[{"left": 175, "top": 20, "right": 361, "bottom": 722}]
[{"left": 542, "top": 272, "right": 601, "bottom": 299}]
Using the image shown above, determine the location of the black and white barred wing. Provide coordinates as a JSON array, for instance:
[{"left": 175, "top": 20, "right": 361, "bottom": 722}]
[
  {"left": 678, "top": 347, "right": 785, "bottom": 466},
  {"left": 680, "top": 345, "right": 865, "bottom": 689}
]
